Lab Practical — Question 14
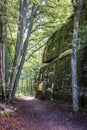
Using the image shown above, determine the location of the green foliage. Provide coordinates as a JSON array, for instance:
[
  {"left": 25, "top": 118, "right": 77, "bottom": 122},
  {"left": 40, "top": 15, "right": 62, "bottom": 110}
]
[
  {"left": 58, "top": 49, "right": 72, "bottom": 59},
  {"left": 0, "top": 0, "right": 73, "bottom": 99},
  {"left": 78, "top": 25, "right": 87, "bottom": 44},
  {"left": 1, "top": 110, "right": 10, "bottom": 116}
]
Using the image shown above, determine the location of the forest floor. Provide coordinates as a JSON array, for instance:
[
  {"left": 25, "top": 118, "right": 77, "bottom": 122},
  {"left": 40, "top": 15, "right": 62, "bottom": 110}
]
[{"left": 0, "top": 96, "right": 87, "bottom": 130}]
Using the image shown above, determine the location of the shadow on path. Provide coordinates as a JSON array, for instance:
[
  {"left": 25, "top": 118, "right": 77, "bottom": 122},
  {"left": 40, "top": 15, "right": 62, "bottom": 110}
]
[
  {"left": 15, "top": 96, "right": 87, "bottom": 130},
  {"left": 0, "top": 96, "right": 87, "bottom": 130}
]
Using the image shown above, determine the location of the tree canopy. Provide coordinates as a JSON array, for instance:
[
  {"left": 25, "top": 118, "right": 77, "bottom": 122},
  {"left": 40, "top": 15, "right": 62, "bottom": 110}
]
[{"left": 0, "top": 0, "right": 73, "bottom": 103}]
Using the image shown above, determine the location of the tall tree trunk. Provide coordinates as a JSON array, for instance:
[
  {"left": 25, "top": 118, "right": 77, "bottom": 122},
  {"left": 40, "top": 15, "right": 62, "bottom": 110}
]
[
  {"left": 71, "top": 0, "right": 83, "bottom": 112},
  {"left": 10, "top": 18, "right": 33, "bottom": 103},
  {"left": 10, "top": 0, "right": 26, "bottom": 85},
  {"left": 0, "top": 0, "right": 6, "bottom": 103},
  {"left": 9, "top": 0, "right": 27, "bottom": 102},
  {"left": 0, "top": 1, "right": 3, "bottom": 79},
  {"left": 9, "top": 4, "right": 36, "bottom": 103},
  {"left": 3, "top": 0, "right": 8, "bottom": 86}
]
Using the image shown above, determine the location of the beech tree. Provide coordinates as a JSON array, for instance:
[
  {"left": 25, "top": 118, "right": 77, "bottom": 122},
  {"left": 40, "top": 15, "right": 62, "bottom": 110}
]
[
  {"left": 0, "top": 0, "right": 7, "bottom": 103},
  {"left": 0, "top": 0, "right": 72, "bottom": 103},
  {"left": 8, "top": 0, "right": 39, "bottom": 103},
  {"left": 71, "top": 0, "right": 83, "bottom": 112},
  {"left": 0, "top": 0, "right": 38, "bottom": 103}
]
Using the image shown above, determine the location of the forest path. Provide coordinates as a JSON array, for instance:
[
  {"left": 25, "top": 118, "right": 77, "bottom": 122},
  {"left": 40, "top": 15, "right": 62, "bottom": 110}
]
[{"left": 0, "top": 96, "right": 87, "bottom": 130}]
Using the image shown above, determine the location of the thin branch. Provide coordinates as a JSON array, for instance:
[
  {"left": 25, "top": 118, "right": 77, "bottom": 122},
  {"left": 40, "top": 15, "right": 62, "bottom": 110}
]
[
  {"left": 8, "top": 47, "right": 13, "bottom": 63},
  {"left": 28, "top": 36, "right": 49, "bottom": 51},
  {"left": 8, "top": 23, "right": 15, "bottom": 45},
  {"left": 25, "top": 42, "right": 46, "bottom": 62}
]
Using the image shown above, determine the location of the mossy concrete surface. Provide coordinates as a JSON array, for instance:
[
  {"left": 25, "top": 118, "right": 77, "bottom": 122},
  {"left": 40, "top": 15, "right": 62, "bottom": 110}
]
[{"left": 36, "top": 7, "right": 87, "bottom": 107}]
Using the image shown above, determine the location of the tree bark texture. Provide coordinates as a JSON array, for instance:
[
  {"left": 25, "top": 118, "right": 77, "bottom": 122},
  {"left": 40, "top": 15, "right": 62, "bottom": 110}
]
[
  {"left": 71, "top": 0, "right": 83, "bottom": 112},
  {"left": 9, "top": 0, "right": 27, "bottom": 102},
  {"left": 9, "top": 4, "right": 37, "bottom": 103},
  {"left": 0, "top": 0, "right": 6, "bottom": 103}
]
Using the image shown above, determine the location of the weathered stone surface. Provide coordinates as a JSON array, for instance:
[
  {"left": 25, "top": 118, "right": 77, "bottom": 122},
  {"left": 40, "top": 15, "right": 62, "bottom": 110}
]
[
  {"left": 42, "top": 19, "right": 73, "bottom": 63},
  {"left": 36, "top": 7, "right": 87, "bottom": 107}
]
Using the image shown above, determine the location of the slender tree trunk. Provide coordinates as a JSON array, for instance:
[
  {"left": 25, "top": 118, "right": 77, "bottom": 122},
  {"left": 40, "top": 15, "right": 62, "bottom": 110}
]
[
  {"left": 0, "top": 1, "right": 3, "bottom": 78},
  {"left": 9, "top": 0, "right": 27, "bottom": 102},
  {"left": 0, "top": 0, "right": 6, "bottom": 103},
  {"left": 1, "top": 50, "right": 6, "bottom": 102},
  {"left": 0, "top": 1, "right": 3, "bottom": 98},
  {"left": 10, "top": 0, "right": 26, "bottom": 85},
  {"left": 3, "top": 0, "right": 8, "bottom": 86},
  {"left": 26, "top": 78, "right": 28, "bottom": 90},
  {"left": 10, "top": 21, "right": 33, "bottom": 102},
  {"left": 9, "top": 5, "right": 36, "bottom": 103},
  {"left": 71, "top": 0, "right": 83, "bottom": 112},
  {"left": 71, "top": 14, "right": 79, "bottom": 112}
]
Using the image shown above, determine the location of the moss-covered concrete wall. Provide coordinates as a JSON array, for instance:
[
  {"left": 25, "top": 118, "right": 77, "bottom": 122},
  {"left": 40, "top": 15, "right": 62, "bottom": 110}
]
[
  {"left": 42, "top": 19, "right": 73, "bottom": 63},
  {"left": 36, "top": 7, "right": 87, "bottom": 106},
  {"left": 42, "top": 9, "right": 87, "bottom": 63}
]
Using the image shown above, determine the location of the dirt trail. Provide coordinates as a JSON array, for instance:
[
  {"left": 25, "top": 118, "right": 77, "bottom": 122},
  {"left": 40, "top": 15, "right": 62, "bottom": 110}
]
[{"left": 0, "top": 97, "right": 87, "bottom": 130}]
